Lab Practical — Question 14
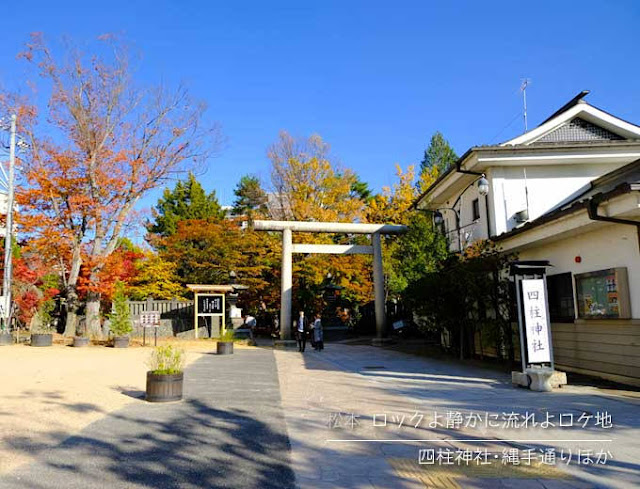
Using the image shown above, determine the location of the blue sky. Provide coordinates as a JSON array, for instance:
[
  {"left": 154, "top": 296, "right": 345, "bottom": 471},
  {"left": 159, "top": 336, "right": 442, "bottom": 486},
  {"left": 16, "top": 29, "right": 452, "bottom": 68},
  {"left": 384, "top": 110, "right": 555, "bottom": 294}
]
[{"left": 1, "top": 0, "right": 639, "bottom": 229}]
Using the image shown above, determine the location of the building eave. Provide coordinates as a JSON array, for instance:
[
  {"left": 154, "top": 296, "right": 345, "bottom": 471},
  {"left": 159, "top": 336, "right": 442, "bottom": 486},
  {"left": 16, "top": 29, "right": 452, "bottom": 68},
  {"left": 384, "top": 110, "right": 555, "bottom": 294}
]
[
  {"left": 412, "top": 141, "right": 640, "bottom": 210},
  {"left": 411, "top": 147, "right": 477, "bottom": 209},
  {"left": 492, "top": 183, "right": 637, "bottom": 246}
]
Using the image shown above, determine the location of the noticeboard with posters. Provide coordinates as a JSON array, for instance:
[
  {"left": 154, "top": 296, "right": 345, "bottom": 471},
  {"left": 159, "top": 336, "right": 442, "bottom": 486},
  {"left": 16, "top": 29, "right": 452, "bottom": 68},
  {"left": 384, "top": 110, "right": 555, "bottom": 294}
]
[{"left": 575, "top": 267, "right": 631, "bottom": 319}]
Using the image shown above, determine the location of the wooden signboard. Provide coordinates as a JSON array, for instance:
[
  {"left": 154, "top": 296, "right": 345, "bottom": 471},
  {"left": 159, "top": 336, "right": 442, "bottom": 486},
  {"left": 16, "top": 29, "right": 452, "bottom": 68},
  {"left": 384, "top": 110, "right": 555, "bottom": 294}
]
[
  {"left": 140, "top": 311, "right": 161, "bottom": 326},
  {"left": 197, "top": 295, "right": 224, "bottom": 315},
  {"left": 194, "top": 293, "right": 225, "bottom": 339}
]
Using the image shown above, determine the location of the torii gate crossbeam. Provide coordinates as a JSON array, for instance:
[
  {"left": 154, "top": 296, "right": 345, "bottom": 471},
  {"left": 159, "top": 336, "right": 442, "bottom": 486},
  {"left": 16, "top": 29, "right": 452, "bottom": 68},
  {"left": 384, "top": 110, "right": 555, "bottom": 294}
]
[{"left": 253, "top": 220, "right": 407, "bottom": 342}]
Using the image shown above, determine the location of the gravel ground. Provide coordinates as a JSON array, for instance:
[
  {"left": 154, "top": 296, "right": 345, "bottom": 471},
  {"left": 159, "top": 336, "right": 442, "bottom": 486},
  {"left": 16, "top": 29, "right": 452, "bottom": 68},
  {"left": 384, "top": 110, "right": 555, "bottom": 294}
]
[
  {"left": 0, "top": 341, "right": 208, "bottom": 474},
  {"left": 0, "top": 347, "right": 295, "bottom": 489}
]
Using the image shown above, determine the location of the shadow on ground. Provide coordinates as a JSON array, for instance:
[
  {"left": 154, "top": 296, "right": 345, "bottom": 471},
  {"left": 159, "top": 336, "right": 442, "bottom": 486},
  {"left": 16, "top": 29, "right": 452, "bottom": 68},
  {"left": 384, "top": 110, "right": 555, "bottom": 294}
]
[
  {"left": 292, "top": 342, "right": 640, "bottom": 488},
  {"left": 0, "top": 350, "right": 297, "bottom": 489}
]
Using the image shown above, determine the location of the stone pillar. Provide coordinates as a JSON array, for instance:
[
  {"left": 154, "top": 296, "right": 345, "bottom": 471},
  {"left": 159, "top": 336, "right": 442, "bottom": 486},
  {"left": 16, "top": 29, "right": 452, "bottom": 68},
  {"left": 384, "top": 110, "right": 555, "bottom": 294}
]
[
  {"left": 280, "top": 227, "right": 293, "bottom": 340},
  {"left": 372, "top": 232, "right": 385, "bottom": 339}
]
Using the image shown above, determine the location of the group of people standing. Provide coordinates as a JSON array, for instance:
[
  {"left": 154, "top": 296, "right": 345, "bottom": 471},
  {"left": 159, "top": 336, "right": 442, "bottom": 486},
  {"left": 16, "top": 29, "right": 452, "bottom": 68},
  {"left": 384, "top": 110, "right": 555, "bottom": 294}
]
[{"left": 294, "top": 311, "right": 324, "bottom": 352}]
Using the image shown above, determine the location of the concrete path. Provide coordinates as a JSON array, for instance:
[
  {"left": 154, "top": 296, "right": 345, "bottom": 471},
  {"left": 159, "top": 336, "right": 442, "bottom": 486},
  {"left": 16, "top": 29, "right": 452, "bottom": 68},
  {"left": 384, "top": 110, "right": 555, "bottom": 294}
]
[
  {"left": 274, "top": 343, "right": 640, "bottom": 489},
  {"left": 0, "top": 348, "right": 295, "bottom": 489},
  {"left": 2, "top": 342, "right": 638, "bottom": 488}
]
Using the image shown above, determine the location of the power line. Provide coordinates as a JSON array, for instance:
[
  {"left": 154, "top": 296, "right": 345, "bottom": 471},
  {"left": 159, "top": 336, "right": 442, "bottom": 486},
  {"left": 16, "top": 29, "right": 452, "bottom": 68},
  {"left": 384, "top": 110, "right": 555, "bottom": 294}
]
[{"left": 489, "top": 111, "right": 522, "bottom": 144}]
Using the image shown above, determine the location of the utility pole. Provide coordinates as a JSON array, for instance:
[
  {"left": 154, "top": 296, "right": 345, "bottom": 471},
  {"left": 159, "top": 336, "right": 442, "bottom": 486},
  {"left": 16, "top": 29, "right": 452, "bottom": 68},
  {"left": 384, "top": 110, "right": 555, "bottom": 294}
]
[
  {"left": 520, "top": 79, "right": 530, "bottom": 132},
  {"left": 2, "top": 114, "right": 16, "bottom": 325}
]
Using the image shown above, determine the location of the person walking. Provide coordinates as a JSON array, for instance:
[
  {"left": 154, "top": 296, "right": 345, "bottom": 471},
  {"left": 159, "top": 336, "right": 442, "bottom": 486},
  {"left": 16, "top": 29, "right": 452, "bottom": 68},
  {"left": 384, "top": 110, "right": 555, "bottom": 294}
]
[
  {"left": 295, "top": 311, "right": 307, "bottom": 352},
  {"left": 313, "top": 313, "right": 323, "bottom": 351}
]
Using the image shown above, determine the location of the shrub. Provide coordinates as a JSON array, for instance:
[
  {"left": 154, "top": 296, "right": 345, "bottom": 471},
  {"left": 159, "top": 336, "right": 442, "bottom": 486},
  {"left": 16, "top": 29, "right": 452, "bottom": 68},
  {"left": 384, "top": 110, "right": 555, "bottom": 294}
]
[
  {"left": 32, "top": 298, "right": 56, "bottom": 333},
  {"left": 109, "top": 280, "right": 132, "bottom": 337},
  {"left": 220, "top": 328, "right": 235, "bottom": 342},
  {"left": 147, "top": 344, "right": 185, "bottom": 375}
]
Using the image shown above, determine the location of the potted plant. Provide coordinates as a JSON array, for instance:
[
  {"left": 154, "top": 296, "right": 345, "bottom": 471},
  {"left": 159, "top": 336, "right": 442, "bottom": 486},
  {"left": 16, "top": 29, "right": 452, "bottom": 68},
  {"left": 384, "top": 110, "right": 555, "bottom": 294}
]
[
  {"left": 146, "top": 344, "right": 185, "bottom": 402},
  {"left": 109, "top": 281, "right": 132, "bottom": 348},
  {"left": 31, "top": 298, "right": 55, "bottom": 347},
  {"left": 217, "top": 328, "right": 235, "bottom": 355},
  {"left": 73, "top": 317, "right": 90, "bottom": 347}
]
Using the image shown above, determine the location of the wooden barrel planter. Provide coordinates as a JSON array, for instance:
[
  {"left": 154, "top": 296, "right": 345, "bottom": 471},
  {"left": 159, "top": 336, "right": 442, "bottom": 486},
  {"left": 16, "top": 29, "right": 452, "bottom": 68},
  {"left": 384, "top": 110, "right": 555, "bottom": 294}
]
[
  {"left": 146, "top": 372, "right": 183, "bottom": 402},
  {"left": 31, "top": 333, "right": 53, "bottom": 347},
  {"left": 217, "top": 341, "right": 234, "bottom": 355},
  {"left": 73, "top": 336, "right": 90, "bottom": 347},
  {"left": 0, "top": 333, "right": 12, "bottom": 346},
  {"left": 113, "top": 336, "right": 130, "bottom": 348}
]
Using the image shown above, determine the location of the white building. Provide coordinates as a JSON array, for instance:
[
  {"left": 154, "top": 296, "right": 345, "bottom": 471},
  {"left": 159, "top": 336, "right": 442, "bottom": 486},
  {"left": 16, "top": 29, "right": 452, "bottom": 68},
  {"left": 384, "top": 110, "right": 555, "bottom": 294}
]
[{"left": 415, "top": 91, "right": 640, "bottom": 386}]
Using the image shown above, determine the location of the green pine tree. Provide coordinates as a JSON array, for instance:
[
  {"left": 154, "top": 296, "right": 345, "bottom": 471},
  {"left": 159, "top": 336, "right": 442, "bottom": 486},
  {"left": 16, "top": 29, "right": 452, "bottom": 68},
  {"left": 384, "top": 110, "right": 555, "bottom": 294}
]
[
  {"left": 350, "top": 176, "right": 373, "bottom": 202},
  {"left": 420, "top": 132, "right": 458, "bottom": 176},
  {"left": 148, "top": 172, "right": 226, "bottom": 238},
  {"left": 231, "top": 175, "right": 268, "bottom": 219}
]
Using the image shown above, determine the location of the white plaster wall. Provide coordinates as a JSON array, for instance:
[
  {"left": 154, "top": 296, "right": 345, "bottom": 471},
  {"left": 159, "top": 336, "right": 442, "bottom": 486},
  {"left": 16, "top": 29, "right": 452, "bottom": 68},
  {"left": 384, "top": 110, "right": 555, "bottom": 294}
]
[
  {"left": 440, "top": 161, "right": 631, "bottom": 253},
  {"left": 442, "top": 183, "right": 490, "bottom": 251},
  {"left": 490, "top": 162, "right": 628, "bottom": 236},
  {"left": 516, "top": 223, "right": 640, "bottom": 318}
]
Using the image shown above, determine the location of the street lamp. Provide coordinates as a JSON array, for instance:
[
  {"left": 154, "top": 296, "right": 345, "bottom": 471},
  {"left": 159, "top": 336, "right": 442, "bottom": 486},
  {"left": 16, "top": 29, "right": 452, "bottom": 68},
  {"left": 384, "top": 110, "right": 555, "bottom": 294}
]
[
  {"left": 433, "top": 174, "right": 490, "bottom": 252},
  {"left": 477, "top": 175, "right": 489, "bottom": 197}
]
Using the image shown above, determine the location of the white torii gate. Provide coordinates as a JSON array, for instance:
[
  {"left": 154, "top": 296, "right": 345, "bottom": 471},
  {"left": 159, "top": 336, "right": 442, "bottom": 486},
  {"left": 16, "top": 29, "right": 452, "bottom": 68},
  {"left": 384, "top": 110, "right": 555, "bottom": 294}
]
[{"left": 253, "top": 220, "right": 407, "bottom": 342}]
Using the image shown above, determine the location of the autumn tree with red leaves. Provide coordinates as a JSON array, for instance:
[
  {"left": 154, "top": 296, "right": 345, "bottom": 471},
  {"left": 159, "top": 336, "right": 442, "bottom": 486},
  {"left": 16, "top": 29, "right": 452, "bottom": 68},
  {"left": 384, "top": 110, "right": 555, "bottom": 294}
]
[{"left": 12, "top": 34, "right": 221, "bottom": 336}]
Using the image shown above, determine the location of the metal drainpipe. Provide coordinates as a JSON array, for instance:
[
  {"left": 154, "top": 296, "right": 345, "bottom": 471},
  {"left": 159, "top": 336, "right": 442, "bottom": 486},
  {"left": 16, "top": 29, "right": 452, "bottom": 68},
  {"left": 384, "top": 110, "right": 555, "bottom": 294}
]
[
  {"left": 484, "top": 194, "right": 492, "bottom": 239},
  {"left": 587, "top": 199, "right": 640, "bottom": 253},
  {"left": 587, "top": 199, "right": 640, "bottom": 228}
]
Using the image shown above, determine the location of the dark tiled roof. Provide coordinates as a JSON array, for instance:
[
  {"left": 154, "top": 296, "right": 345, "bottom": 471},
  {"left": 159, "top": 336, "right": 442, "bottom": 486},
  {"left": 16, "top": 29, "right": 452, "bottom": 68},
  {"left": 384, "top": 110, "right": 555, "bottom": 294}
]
[{"left": 539, "top": 90, "right": 590, "bottom": 125}]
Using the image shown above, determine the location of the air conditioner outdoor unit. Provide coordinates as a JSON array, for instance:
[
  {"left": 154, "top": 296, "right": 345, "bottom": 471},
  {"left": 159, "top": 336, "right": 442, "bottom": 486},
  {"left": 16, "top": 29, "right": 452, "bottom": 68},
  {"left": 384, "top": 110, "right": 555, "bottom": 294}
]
[{"left": 515, "top": 209, "right": 529, "bottom": 223}]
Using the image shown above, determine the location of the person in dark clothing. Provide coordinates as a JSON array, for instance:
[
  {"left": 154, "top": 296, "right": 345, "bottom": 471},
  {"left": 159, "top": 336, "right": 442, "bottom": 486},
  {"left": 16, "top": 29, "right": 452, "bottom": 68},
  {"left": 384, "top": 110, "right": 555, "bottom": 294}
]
[
  {"left": 295, "top": 311, "right": 307, "bottom": 352},
  {"left": 312, "top": 313, "right": 324, "bottom": 351}
]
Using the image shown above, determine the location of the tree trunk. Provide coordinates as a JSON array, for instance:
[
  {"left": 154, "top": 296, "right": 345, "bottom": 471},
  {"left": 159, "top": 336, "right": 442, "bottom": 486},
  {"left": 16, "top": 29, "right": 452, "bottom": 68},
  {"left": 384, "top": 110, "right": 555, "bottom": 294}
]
[
  {"left": 86, "top": 291, "right": 103, "bottom": 339},
  {"left": 63, "top": 243, "right": 83, "bottom": 337},
  {"left": 63, "top": 287, "right": 79, "bottom": 337}
]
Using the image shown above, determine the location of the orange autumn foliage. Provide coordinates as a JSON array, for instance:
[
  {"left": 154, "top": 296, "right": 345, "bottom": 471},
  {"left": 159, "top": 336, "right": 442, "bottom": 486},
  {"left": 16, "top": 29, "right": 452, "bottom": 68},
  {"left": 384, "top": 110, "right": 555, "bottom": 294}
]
[{"left": 7, "top": 33, "right": 221, "bottom": 335}]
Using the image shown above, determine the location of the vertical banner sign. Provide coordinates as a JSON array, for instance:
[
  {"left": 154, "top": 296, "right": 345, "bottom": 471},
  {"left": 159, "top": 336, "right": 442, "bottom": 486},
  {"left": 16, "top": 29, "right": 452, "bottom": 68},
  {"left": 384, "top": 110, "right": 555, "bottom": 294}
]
[{"left": 521, "top": 279, "right": 551, "bottom": 364}]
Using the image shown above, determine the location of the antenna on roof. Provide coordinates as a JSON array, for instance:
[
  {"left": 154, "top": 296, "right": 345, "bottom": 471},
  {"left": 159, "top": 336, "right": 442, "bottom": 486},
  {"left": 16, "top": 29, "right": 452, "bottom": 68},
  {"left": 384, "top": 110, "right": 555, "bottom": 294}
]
[{"left": 520, "top": 79, "right": 531, "bottom": 133}]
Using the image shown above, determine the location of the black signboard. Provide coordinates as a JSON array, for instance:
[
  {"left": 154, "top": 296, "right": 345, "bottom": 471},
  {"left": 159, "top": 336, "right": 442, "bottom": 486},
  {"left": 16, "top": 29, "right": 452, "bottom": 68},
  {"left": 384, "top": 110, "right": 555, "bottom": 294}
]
[{"left": 197, "top": 294, "right": 224, "bottom": 315}]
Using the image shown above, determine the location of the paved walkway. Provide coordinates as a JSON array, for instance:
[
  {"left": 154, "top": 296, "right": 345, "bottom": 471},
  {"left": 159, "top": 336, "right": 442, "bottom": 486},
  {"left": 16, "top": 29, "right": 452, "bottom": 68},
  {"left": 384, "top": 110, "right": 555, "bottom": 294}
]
[
  {"left": 274, "top": 343, "right": 640, "bottom": 489},
  {"left": 2, "top": 342, "right": 639, "bottom": 488},
  {"left": 0, "top": 348, "right": 295, "bottom": 489}
]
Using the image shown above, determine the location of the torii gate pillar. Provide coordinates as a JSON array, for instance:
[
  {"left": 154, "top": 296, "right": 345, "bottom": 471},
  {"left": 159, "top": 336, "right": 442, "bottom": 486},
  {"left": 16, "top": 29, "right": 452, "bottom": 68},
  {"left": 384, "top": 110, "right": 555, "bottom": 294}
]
[
  {"left": 255, "top": 220, "right": 407, "bottom": 344},
  {"left": 280, "top": 227, "right": 293, "bottom": 341},
  {"left": 371, "top": 232, "right": 385, "bottom": 340}
]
